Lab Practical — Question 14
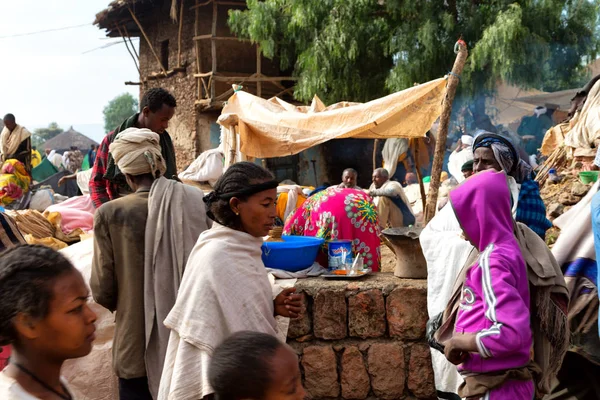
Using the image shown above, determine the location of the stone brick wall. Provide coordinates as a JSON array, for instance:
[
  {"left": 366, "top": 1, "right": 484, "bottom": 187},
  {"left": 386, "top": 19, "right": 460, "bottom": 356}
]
[{"left": 287, "top": 274, "right": 436, "bottom": 400}]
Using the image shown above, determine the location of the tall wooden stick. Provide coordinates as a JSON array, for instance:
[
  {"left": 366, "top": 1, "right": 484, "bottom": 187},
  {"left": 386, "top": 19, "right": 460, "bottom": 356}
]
[
  {"left": 116, "top": 25, "right": 142, "bottom": 79},
  {"left": 373, "top": 139, "right": 379, "bottom": 171},
  {"left": 123, "top": 25, "right": 140, "bottom": 59},
  {"left": 128, "top": 7, "right": 168, "bottom": 75},
  {"left": 424, "top": 41, "right": 468, "bottom": 223},
  {"left": 211, "top": 0, "right": 218, "bottom": 101},
  {"left": 412, "top": 139, "right": 427, "bottom": 214},
  {"left": 177, "top": 0, "right": 185, "bottom": 67},
  {"left": 229, "top": 128, "right": 237, "bottom": 167},
  {"left": 256, "top": 45, "right": 262, "bottom": 98}
]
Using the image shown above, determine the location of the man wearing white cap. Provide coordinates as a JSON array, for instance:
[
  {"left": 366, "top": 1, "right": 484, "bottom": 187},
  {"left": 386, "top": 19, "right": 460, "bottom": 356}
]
[
  {"left": 448, "top": 135, "right": 474, "bottom": 183},
  {"left": 91, "top": 127, "right": 210, "bottom": 400}
]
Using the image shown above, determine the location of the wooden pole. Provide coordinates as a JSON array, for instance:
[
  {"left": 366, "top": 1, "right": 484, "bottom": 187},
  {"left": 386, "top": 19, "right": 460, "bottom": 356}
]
[
  {"left": 123, "top": 25, "right": 140, "bottom": 59},
  {"left": 424, "top": 41, "right": 468, "bottom": 224},
  {"left": 229, "top": 127, "right": 237, "bottom": 167},
  {"left": 373, "top": 139, "right": 379, "bottom": 171},
  {"left": 256, "top": 45, "right": 262, "bottom": 98},
  {"left": 177, "top": 0, "right": 185, "bottom": 68},
  {"left": 412, "top": 139, "right": 427, "bottom": 215},
  {"left": 210, "top": 0, "right": 218, "bottom": 101},
  {"left": 194, "top": 0, "right": 203, "bottom": 99},
  {"left": 116, "top": 25, "right": 142, "bottom": 79},
  {"left": 128, "top": 7, "right": 168, "bottom": 75}
]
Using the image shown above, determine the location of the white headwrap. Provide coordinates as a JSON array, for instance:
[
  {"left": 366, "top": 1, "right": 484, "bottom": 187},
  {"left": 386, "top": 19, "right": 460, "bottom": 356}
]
[
  {"left": 461, "top": 135, "right": 474, "bottom": 146},
  {"left": 534, "top": 106, "right": 547, "bottom": 118},
  {"left": 109, "top": 127, "right": 166, "bottom": 177}
]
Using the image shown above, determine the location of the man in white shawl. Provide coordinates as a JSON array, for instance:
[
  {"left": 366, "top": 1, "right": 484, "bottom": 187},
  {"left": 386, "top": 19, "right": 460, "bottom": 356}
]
[
  {"left": 1, "top": 114, "right": 32, "bottom": 173},
  {"left": 447, "top": 135, "right": 474, "bottom": 184},
  {"left": 158, "top": 162, "right": 303, "bottom": 400},
  {"left": 92, "top": 128, "right": 211, "bottom": 400},
  {"left": 369, "top": 168, "right": 415, "bottom": 228}
]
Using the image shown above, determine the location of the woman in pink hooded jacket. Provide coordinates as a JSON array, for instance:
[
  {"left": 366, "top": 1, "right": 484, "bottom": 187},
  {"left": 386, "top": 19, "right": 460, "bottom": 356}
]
[{"left": 443, "top": 170, "right": 534, "bottom": 399}]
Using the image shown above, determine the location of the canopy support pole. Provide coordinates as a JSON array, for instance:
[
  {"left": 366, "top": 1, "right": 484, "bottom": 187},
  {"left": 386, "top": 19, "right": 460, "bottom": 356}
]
[
  {"left": 372, "top": 139, "right": 379, "bottom": 171},
  {"left": 424, "top": 41, "right": 468, "bottom": 224},
  {"left": 412, "top": 139, "right": 427, "bottom": 214}
]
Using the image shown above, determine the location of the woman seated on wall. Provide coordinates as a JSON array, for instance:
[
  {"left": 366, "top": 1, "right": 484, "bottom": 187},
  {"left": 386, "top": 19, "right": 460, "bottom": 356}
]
[{"left": 283, "top": 186, "right": 381, "bottom": 271}]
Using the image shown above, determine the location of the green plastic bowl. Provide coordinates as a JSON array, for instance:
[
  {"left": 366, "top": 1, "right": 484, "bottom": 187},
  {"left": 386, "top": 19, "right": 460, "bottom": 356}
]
[{"left": 579, "top": 171, "right": 599, "bottom": 184}]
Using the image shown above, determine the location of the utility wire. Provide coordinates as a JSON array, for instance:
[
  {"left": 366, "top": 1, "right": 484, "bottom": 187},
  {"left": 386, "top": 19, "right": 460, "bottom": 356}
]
[{"left": 0, "top": 23, "right": 91, "bottom": 39}]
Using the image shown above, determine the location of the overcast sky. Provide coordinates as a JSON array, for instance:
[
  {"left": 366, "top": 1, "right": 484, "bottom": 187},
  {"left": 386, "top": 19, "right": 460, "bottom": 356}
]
[{"left": 0, "top": 0, "right": 139, "bottom": 142}]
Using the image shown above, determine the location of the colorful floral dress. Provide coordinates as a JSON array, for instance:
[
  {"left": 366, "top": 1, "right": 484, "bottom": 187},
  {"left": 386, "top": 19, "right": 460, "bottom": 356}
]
[
  {"left": 283, "top": 187, "right": 381, "bottom": 271},
  {"left": 0, "top": 159, "right": 31, "bottom": 205}
]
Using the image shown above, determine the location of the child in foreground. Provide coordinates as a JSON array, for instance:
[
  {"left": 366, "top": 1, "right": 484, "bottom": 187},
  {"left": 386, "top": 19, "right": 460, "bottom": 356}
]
[
  {"left": 209, "top": 331, "right": 305, "bottom": 400},
  {"left": 0, "top": 245, "right": 97, "bottom": 400},
  {"left": 443, "top": 170, "right": 534, "bottom": 399}
]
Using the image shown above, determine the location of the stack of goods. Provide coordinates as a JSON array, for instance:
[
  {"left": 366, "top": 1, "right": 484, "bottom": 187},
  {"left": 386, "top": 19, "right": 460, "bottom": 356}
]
[{"left": 5, "top": 209, "right": 88, "bottom": 251}]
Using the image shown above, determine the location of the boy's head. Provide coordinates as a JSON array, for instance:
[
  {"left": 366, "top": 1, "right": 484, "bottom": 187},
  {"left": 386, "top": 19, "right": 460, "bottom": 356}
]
[{"left": 209, "top": 331, "right": 305, "bottom": 400}]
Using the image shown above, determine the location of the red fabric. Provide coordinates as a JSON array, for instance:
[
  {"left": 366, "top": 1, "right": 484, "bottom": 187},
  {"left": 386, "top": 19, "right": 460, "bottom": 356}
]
[
  {"left": 0, "top": 346, "right": 11, "bottom": 369},
  {"left": 90, "top": 132, "right": 118, "bottom": 208},
  {"left": 283, "top": 187, "right": 381, "bottom": 271}
]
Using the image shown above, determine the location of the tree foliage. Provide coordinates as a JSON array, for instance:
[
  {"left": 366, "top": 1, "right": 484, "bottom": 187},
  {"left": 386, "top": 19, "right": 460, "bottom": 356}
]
[
  {"left": 103, "top": 93, "right": 138, "bottom": 133},
  {"left": 229, "top": 0, "right": 600, "bottom": 104},
  {"left": 33, "top": 122, "right": 63, "bottom": 148}
]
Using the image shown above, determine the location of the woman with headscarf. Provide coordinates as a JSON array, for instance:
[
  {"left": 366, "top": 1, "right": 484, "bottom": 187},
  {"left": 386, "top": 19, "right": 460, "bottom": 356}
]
[
  {"left": 472, "top": 132, "right": 551, "bottom": 239},
  {"left": 158, "top": 162, "right": 302, "bottom": 400}
]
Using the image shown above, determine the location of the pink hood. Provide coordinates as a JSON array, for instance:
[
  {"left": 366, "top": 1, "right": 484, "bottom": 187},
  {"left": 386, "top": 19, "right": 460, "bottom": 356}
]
[{"left": 449, "top": 170, "right": 514, "bottom": 252}]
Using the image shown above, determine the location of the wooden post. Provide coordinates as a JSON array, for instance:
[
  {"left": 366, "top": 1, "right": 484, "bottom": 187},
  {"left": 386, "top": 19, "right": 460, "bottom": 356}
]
[
  {"left": 424, "top": 41, "right": 468, "bottom": 223},
  {"left": 194, "top": 0, "right": 203, "bottom": 99},
  {"left": 128, "top": 7, "right": 168, "bottom": 75},
  {"left": 123, "top": 25, "right": 140, "bottom": 59},
  {"left": 412, "top": 139, "right": 427, "bottom": 214},
  {"left": 256, "top": 45, "right": 262, "bottom": 98},
  {"left": 373, "top": 139, "right": 379, "bottom": 171},
  {"left": 177, "top": 0, "right": 185, "bottom": 68},
  {"left": 211, "top": 0, "right": 218, "bottom": 101},
  {"left": 229, "top": 127, "right": 237, "bottom": 167},
  {"left": 116, "top": 25, "right": 142, "bottom": 79}
]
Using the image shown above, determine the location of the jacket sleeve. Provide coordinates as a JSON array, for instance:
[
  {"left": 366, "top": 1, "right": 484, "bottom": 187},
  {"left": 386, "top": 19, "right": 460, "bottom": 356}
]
[
  {"left": 90, "top": 210, "right": 117, "bottom": 311},
  {"left": 90, "top": 135, "right": 112, "bottom": 208},
  {"left": 475, "top": 247, "right": 531, "bottom": 359}
]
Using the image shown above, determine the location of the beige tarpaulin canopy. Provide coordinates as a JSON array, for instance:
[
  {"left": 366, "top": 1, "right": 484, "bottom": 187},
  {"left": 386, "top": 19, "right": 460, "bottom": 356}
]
[{"left": 217, "top": 77, "right": 447, "bottom": 158}]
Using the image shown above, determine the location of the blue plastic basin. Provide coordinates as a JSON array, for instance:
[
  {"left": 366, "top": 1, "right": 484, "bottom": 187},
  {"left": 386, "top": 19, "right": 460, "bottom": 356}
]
[{"left": 262, "top": 235, "right": 325, "bottom": 272}]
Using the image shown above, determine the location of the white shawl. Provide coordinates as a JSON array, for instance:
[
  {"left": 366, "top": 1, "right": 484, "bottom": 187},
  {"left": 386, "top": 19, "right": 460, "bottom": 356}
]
[
  {"left": 144, "top": 177, "right": 212, "bottom": 399},
  {"left": 159, "top": 223, "right": 278, "bottom": 399},
  {"left": 0, "top": 125, "right": 30, "bottom": 161}
]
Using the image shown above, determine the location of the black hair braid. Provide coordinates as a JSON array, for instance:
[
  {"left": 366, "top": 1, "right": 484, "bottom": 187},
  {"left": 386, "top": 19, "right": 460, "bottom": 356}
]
[
  {"left": 205, "top": 162, "right": 274, "bottom": 229},
  {"left": 0, "top": 245, "right": 75, "bottom": 345},
  {"left": 140, "top": 88, "right": 177, "bottom": 113},
  {"left": 209, "top": 331, "right": 282, "bottom": 400}
]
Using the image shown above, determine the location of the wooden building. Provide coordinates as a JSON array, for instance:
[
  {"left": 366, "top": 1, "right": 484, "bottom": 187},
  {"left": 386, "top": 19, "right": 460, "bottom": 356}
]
[{"left": 94, "top": 0, "right": 297, "bottom": 170}]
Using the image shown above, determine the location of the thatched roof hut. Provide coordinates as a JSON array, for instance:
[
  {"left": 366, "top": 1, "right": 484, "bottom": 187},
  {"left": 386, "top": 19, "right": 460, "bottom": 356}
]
[{"left": 43, "top": 127, "right": 99, "bottom": 153}]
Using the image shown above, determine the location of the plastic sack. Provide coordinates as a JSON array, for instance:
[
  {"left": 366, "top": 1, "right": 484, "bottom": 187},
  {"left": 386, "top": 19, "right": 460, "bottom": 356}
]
[{"left": 30, "top": 188, "right": 55, "bottom": 212}]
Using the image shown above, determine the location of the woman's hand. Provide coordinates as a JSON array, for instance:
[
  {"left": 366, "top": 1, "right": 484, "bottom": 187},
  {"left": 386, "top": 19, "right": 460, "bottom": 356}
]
[
  {"left": 443, "top": 334, "right": 478, "bottom": 365},
  {"left": 274, "top": 288, "right": 303, "bottom": 318}
]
